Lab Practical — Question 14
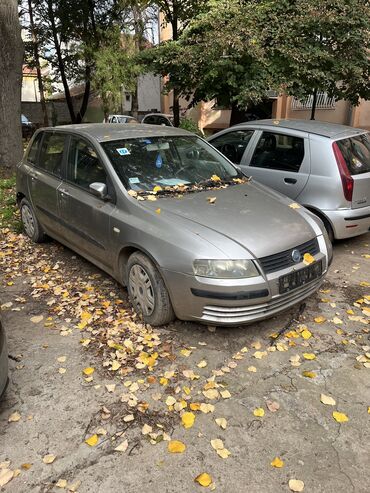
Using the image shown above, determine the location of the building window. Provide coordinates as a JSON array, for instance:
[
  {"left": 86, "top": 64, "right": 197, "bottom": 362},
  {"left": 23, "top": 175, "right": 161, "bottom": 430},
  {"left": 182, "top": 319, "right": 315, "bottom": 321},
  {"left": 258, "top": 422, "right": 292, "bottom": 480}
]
[{"left": 291, "top": 92, "right": 336, "bottom": 110}]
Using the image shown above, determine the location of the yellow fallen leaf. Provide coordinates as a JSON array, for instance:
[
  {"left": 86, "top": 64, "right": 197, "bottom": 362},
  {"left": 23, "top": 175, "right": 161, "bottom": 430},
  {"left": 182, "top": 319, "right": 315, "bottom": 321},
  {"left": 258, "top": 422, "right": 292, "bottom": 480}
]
[
  {"left": 159, "top": 377, "right": 168, "bottom": 386},
  {"left": 253, "top": 408, "right": 265, "bottom": 417},
  {"left": 147, "top": 195, "right": 157, "bottom": 201},
  {"left": 42, "top": 454, "right": 56, "bottom": 464},
  {"left": 332, "top": 317, "right": 343, "bottom": 325},
  {"left": 0, "top": 469, "right": 14, "bottom": 487},
  {"left": 289, "top": 479, "right": 305, "bottom": 492},
  {"left": 190, "top": 402, "right": 201, "bottom": 411},
  {"left": 182, "top": 412, "right": 195, "bottom": 429},
  {"left": 346, "top": 309, "right": 354, "bottom": 315},
  {"left": 83, "top": 367, "right": 94, "bottom": 376},
  {"left": 271, "top": 457, "right": 284, "bottom": 468},
  {"left": 303, "top": 353, "right": 316, "bottom": 360},
  {"left": 207, "top": 197, "right": 217, "bottom": 204},
  {"left": 301, "top": 329, "right": 312, "bottom": 340},
  {"left": 58, "top": 368, "right": 66, "bottom": 374},
  {"left": 332, "top": 411, "right": 349, "bottom": 423},
  {"left": 215, "top": 417, "right": 227, "bottom": 429},
  {"left": 314, "top": 316, "right": 326, "bottom": 324},
  {"left": 155, "top": 208, "right": 161, "bottom": 214},
  {"left": 85, "top": 434, "right": 99, "bottom": 446},
  {"left": 367, "top": 407, "right": 370, "bottom": 414},
  {"left": 8, "top": 411, "right": 21, "bottom": 423},
  {"left": 217, "top": 448, "right": 231, "bottom": 459},
  {"left": 80, "top": 311, "right": 92, "bottom": 321},
  {"left": 21, "top": 463, "right": 32, "bottom": 470},
  {"left": 248, "top": 366, "right": 257, "bottom": 372},
  {"left": 303, "top": 253, "right": 315, "bottom": 265},
  {"left": 289, "top": 202, "right": 301, "bottom": 209},
  {"left": 153, "top": 186, "right": 162, "bottom": 193},
  {"left": 168, "top": 440, "right": 186, "bottom": 453},
  {"left": 302, "top": 371, "right": 316, "bottom": 378},
  {"left": 197, "top": 360, "right": 208, "bottom": 368},
  {"left": 220, "top": 390, "right": 231, "bottom": 399},
  {"left": 56, "top": 479, "right": 67, "bottom": 488},
  {"left": 30, "top": 315, "right": 44, "bottom": 324},
  {"left": 111, "top": 360, "right": 121, "bottom": 371},
  {"left": 211, "top": 438, "right": 224, "bottom": 450},
  {"left": 200, "top": 403, "right": 215, "bottom": 413},
  {"left": 166, "top": 396, "right": 176, "bottom": 406},
  {"left": 253, "top": 351, "right": 267, "bottom": 359},
  {"left": 320, "top": 394, "right": 336, "bottom": 406},
  {"left": 180, "top": 348, "right": 192, "bottom": 357},
  {"left": 195, "top": 473, "right": 212, "bottom": 487},
  {"left": 114, "top": 440, "right": 128, "bottom": 452},
  {"left": 203, "top": 389, "right": 219, "bottom": 400},
  {"left": 211, "top": 174, "right": 221, "bottom": 182},
  {"left": 142, "top": 424, "right": 152, "bottom": 435}
]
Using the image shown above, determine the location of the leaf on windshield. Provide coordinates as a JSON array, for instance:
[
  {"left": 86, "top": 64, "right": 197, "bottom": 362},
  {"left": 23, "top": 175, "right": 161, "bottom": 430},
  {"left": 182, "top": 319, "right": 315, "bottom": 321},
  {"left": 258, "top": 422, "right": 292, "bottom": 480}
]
[{"left": 211, "top": 174, "right": 221, "bottom": 182}]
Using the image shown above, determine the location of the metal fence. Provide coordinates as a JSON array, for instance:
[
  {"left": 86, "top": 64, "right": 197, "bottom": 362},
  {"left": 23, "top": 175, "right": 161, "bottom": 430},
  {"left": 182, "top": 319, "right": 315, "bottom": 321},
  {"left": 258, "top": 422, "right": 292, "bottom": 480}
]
[{"left": 291, "top": 93, "right": 336, "bottom": 110}]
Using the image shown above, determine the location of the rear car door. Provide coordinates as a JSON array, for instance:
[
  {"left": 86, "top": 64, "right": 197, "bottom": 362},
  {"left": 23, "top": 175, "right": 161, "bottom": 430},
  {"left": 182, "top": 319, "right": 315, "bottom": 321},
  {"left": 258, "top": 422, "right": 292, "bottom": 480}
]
[
  {"left": 27, "top": 131, "right": 66, "bottom": 236},
  {"left": 334, "top": 133, "right": 370, "bottom": 209},
  {"left": 242, "top": 130, "right": 310, "bottom": 199},
  {"left": 209, "top": 129, "right": 255, "bottom": 165},
  {"left": 59, "top": 135, "right": 116, "bottom": 268}
]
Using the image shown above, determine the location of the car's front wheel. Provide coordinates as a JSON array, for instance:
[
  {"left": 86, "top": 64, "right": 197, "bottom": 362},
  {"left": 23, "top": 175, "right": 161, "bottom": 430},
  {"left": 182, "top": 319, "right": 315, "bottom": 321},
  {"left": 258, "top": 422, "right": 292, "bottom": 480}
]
[
  {"left": 127, "top": 252, "right": 175, "bottom": 326},
  {"left": 20, "top": 198, "right": 46, "bottom": 243}
]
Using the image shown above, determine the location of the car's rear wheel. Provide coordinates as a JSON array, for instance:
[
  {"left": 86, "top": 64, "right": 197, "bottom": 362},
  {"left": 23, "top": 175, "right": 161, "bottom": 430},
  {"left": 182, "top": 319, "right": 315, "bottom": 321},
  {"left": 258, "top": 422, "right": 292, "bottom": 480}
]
[
  {"left": 127, "top": 252, "right": 175, "bottom": 326},
  {"left": 20, "top": 198, "right": 46, "bottom": 243}
]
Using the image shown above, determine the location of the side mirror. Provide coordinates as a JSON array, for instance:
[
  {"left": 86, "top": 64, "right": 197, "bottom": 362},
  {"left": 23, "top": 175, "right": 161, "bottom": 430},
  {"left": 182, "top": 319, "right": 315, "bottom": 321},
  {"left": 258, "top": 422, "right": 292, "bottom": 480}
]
[{"left": 89, "top": 182, "right": 109, "bottom": 200}]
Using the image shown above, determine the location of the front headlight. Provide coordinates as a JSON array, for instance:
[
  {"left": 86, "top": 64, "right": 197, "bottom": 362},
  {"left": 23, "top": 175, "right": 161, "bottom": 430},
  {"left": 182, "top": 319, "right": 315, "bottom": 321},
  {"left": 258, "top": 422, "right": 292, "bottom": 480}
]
[{"left": 193, "top": 259, "right": 259, "bottom": 279}]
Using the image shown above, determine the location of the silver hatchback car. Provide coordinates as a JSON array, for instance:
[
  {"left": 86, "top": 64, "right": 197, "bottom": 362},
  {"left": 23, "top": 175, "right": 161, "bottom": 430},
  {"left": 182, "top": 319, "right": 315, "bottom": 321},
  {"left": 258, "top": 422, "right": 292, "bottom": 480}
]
[
  {"left": 209, "top": 120, "right": 370, "bottom": 241},
  {"left": 16, "top": 124, "right": 332, "bottom": 326}
]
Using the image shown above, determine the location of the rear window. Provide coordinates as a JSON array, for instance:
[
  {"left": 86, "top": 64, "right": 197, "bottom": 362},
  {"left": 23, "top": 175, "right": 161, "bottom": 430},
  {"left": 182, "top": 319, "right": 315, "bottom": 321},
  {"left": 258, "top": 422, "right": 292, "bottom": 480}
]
[{"left": 336, "top": 133, "right": 370, "bottom": 175}]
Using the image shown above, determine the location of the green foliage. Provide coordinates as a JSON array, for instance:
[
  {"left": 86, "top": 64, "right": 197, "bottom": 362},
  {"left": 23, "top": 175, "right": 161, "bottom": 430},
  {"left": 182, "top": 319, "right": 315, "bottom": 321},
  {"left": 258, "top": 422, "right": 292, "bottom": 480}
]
[
  {"left": 90, "top": 29, "right": 142, "bottom": 117},
  {"left": 179, "top": 116, "right": 203, "bottom": 136},
  {"left": 0, "top": 177, "right": 22, "bottom": 232},
  {"left": 143, "top": 0, "right": 370, "bottom": 111}
]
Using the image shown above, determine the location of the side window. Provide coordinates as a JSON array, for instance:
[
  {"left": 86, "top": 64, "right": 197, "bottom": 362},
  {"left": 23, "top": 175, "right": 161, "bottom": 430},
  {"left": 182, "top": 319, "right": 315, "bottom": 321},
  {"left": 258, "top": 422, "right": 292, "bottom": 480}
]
[
  {"left": 211, "top": 130, "right": 254, "bottom": 164},
  {"left": 250, "top": 132, "right": 305, "bottom": 172},
  {"left": 27, "top": 132, "right": 42, "bottom": 164},
  {"left": 38, "top": 132, "right": 67, "bottom": 176},
  {"left": 67, "top": 137, "right": 107, "bottom": 191}
]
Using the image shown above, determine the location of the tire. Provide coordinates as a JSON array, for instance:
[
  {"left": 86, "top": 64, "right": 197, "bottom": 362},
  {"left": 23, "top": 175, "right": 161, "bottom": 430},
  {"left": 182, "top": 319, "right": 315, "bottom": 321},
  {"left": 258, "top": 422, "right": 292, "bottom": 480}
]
[
  {"left": 126, "top": 252, "right": 175, "bottom": 326},
  {"left": 322, "top": 216, "right": 335, "bottom": 243},
  {"left": 20, "top": 198, "right": 46, "bottom": 243}
]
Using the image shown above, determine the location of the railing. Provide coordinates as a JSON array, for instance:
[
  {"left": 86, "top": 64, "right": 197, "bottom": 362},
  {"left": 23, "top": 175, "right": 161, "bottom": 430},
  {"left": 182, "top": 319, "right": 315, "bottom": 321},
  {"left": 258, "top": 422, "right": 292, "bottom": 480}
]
[{"left": 291, "top": 93, "right": 336, "bottom": 110}]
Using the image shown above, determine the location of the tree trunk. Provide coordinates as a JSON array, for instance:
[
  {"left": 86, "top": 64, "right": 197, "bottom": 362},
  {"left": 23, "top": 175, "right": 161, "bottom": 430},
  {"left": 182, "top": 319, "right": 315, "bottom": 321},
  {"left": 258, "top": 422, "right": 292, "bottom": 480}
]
[
  {"left": 0, "top": 0, "right": 24, "bottom": 170},
  {"left": 310, "top": 88, "right": 318, "bottom": 120},
  {"left": 131, "top": 83, "right": 139, "bottom": 120},
  {"left": 76, "top": 64, "right": 91, "bottom": 123},
  {"left": 28, "top": 0, "right": 49, "bottom": 127},
  {"left": 173, "top": 87, "right": 180, "bottom": 127},
  {"left": 47, "top": 0, "right": 76, "bottom": 123}
]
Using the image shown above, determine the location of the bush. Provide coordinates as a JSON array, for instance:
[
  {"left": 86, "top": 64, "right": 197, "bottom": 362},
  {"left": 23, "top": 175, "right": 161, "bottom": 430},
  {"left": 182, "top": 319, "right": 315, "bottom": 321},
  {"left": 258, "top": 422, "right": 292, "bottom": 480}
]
[{"left": 179, "top": 117, "right": 204, "bottom": 137}]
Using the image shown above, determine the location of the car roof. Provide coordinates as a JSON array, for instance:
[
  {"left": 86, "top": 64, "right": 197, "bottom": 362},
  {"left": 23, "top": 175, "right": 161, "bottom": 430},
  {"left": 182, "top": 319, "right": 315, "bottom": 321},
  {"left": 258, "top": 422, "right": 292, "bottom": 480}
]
[
  {"left": 50, "top": 123, "right": 191, "bottom": 142},
  {"left": 233, "top": 119, "right": 367, "bottom": 139}
]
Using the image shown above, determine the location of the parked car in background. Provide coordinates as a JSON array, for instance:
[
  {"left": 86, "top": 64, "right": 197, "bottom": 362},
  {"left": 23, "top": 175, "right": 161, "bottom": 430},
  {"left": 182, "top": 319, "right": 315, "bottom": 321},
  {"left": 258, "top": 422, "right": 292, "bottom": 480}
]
[
  {"left": 17, "top": 124, "right": 332, "bottom": 326},
  {"left": 141, "top": 113, "right": 173, "bottom": 127},
  {"left": 105, "top": 115, "right": 138, "bottom": 124},
  {"left": 21, "top": 114, "right": 35, "bottom": 139},
  {"left": 0, "top": 315, "right": 8, "bottom": 397},
  {"left": 209, "top": 120, "right": 370, "bottom": 241}
]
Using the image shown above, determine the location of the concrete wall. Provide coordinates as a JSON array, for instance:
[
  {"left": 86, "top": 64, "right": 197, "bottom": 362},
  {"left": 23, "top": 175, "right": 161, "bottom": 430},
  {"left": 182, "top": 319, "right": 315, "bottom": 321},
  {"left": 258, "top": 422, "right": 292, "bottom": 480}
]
[{"left": 122, "top": 74, "right": 162, "bottom": 113}]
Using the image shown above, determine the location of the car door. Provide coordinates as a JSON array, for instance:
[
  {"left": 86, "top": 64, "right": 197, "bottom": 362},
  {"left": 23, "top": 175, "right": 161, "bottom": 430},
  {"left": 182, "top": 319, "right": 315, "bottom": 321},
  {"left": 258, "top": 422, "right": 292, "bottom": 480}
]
[
  {"left": 209, "top": 129, "right": 256, "bottom": 165},
  {"left": 59, "top": 135, "right": 116, "bottom": 268},
  {"left": 242, "top": 129, "right": 310, "bottom": 199},
  {"left": 27, "top": 131, "right": 66, "bottom": 236}
]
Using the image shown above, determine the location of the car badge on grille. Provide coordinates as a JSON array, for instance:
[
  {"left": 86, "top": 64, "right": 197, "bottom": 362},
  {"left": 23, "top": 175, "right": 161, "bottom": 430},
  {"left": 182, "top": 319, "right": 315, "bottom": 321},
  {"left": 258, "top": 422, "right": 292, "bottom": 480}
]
[{"left": 291, "top": 249, "right": 301, "bottom": 263}]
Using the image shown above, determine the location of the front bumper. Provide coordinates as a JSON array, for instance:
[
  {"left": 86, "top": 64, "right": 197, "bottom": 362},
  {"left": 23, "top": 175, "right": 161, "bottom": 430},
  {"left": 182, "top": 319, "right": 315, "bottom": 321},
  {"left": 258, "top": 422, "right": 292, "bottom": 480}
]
[
  {"left": 324, "top": 205, "right": 370, "bottom": 240},
  {"left": 163, "top": 236, "right": 329, "bottom": 326}
]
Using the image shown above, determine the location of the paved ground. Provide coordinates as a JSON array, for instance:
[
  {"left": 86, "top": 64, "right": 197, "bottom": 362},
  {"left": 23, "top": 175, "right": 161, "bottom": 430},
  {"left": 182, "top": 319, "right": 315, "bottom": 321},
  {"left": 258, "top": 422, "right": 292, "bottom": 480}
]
[{"left": 0, "top": 230, "right": 369, "bottom": 493}]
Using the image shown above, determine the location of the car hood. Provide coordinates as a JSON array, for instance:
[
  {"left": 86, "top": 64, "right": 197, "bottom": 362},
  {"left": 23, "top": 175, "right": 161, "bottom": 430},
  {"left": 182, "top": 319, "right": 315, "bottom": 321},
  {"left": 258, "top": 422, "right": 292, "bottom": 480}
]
[{"left": 141, "top": 182, "right": 318, "bottom": 259}]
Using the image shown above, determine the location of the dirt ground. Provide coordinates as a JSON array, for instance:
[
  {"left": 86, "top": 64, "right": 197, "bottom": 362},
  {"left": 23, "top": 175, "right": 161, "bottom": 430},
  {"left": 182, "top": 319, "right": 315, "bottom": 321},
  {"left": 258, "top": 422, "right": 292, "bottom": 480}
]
[{"left": 0, "top": 231, "right": 369, "bottom": 493}]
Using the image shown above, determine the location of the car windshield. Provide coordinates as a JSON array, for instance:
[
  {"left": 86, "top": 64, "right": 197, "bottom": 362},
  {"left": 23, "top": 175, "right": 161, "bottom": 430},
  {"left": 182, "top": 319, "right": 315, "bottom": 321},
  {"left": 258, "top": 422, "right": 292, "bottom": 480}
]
[{"left": 102, "top": 135, "right": 242, "bottom": 192}]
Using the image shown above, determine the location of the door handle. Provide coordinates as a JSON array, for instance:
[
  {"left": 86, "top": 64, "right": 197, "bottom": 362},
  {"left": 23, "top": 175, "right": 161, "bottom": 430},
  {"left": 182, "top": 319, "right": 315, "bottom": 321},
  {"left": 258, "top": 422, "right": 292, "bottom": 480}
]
[{"left": 284, "top": 178, "right": 297, "bottom": 184}]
